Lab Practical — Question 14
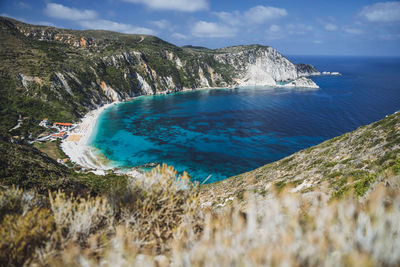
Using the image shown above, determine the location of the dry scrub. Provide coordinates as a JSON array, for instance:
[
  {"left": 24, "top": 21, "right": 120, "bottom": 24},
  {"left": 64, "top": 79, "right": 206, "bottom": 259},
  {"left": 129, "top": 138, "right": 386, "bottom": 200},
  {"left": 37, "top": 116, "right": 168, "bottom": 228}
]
[{"left": 1, "top": 165, "right": 400, "bottom": 266}]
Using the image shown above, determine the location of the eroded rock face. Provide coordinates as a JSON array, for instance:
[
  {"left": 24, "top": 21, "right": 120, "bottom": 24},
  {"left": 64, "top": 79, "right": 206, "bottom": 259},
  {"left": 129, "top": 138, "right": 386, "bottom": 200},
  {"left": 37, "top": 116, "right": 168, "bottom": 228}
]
[
  {"left": 17, "top": 73, "right": 42, "bottom": 89},
  {"left": 80, "top": 37, "right": 87, "bottom": 48},
  {"left": 16, "top": 45, "right": 321, "bottom": 107},
  {"left": 236, "top": 65, "right": 276, "bottom": 86},
  {"left": 215, "top": 46, "right": 299, "bottom": 86},
  {"left": 284, "top": 77, "right": 319, "bottom": 89},
  {"left": 100, "top": 81, "right": 122, "bottom": 102},
  {"left": 135, "top": 73, "right": 153, "bottom": 95},
  {"left": 4, "top": 17, "right": 323, "bottom": 111},
  {"left": 54, "top": 72, "right": 73, "bottom": 95},
  {"left": 296, "top": 64, "right": 321, "bottom": 77}
]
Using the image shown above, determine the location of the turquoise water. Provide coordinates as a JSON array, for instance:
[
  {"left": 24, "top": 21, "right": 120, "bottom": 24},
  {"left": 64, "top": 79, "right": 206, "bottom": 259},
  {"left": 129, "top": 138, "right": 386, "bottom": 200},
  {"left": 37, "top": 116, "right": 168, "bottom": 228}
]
[{"left": 90, "top": 56, "right": 400, "bottom": 184}]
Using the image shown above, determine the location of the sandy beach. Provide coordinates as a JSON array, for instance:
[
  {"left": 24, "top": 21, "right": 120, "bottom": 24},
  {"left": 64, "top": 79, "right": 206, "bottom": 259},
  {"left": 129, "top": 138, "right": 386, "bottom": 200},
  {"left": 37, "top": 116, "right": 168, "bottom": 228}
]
[
  {"left": 60, "top": 87, "right": 234, "bottom": 175},
  {"left": 61, "top": 102, "right": 117, "bottom": 174}
]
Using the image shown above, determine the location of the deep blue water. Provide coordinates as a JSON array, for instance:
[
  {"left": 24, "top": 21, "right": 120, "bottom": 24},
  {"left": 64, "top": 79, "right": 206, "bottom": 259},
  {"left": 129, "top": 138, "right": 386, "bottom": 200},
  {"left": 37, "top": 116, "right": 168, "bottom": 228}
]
[{"left": 90, "top": 56, "right": 400, "bottom": 183}]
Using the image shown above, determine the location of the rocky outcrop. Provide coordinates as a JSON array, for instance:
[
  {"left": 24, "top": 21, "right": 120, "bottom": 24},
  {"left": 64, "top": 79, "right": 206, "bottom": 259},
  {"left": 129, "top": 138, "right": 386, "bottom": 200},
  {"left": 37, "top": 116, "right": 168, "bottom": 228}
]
[
  {"left": 1, "top": 17, "right": 329, "bottom": 122},
  {"left": 80, "top": 37, "right": 87, "bottom": 48},
  {"left": 236, "top": 65, "right": 276, "bottom": 86},
  {"left": 296, "top": 64, "right": 321, "bottom": 76},
  {"left": 283, "top": 77, "right": 319, "bottom": 89},
  {"left": 100, "top": 81, "right": 122, "bottom": 102},
  {"left": 212, "top": 46, "right": 323, "bottom": 88},
  {"left": 135, "top": 73, "right": 153, "bottom": 95},
  {"left": 54, "top": 72, "right": 73, "bottom": 95},
  {"left": 214, "top": 46, "right": 299, "bottom": 86},
  {"left": 16, "top": 73, "right": 42, "bottom": 90},
  {"left": 322, "top": 71, "right": 341, "bottom": 76}
]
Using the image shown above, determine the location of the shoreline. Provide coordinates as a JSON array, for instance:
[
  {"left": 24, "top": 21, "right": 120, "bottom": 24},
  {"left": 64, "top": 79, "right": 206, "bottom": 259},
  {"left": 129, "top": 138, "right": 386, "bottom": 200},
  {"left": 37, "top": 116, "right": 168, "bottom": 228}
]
[
  {"left": 60, "top": 81, "right": 321, "bottom": 174},
  {"left": 60, "top": 87, "right": 231, "bottom": 174},
  {"left": 61, "top": 102, "right": 117, "bottom": 175}
]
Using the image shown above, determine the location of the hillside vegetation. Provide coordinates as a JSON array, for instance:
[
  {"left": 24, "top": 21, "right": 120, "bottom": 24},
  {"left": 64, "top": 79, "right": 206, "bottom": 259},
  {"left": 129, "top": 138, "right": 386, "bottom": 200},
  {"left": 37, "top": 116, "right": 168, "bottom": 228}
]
[
  {"left": 1, "top": 17, "right": 399, "bottom": 266},
  {"left": 0, "top": 17, "right": 230, "bottom": 138},
  {"left": 0, "top": 140, "right": 128, "bottom": 195},
  {"left": 0, "top": 111, "right": 399, "bottom": 266},
  {"left": 0, "top": 17, "right": 315, "bottom": 140},
  {"left": 1, "top": 164, "right": 399, "bottom": 266}
]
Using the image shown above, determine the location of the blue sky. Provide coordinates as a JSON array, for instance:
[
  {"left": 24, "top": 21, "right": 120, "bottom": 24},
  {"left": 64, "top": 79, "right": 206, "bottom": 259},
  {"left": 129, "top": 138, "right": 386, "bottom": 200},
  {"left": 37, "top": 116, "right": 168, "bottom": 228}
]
[{"left": 1, "top": 0, "right": 400, "bottom": 55}]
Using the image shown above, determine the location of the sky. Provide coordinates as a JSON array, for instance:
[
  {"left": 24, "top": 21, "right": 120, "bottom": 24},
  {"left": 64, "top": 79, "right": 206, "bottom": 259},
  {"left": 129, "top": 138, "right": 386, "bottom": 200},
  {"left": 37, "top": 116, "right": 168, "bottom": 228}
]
[{"left": 1, "top": 0, "right": 400, "bottom": 56}]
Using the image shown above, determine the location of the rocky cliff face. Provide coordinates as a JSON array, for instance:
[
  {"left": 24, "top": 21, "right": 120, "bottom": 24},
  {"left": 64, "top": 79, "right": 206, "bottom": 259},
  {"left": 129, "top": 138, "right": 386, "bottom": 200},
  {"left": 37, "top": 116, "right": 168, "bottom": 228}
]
[
  {"left": 284, "top": 77, "right": 319, "bottom": 89},
  {"left": 0, "top": 17, "right": 320, "bottom": 126},
  {"left": 296, "top": 63, "right": 321, "bottom": 76},
  {"left": 214, "top": 46, "right": 298, "bottom": 86}
]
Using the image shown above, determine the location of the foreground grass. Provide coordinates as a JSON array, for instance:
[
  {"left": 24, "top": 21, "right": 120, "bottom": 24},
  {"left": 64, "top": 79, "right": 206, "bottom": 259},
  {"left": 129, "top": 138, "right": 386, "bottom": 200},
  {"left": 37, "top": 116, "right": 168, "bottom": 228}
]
[
  {"left": 1, "top": 164, "right": 400, "bottom": 266},
  {"left": 1, "top": 111, "right": 399, "bottom": 266}
]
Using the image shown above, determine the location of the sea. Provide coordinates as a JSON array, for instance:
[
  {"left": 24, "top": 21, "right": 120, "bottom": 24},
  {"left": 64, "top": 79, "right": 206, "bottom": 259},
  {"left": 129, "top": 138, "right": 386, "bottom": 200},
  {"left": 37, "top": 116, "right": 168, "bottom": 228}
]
[{"left": 89, "top": 56, "right": 400, "bottom": 184}]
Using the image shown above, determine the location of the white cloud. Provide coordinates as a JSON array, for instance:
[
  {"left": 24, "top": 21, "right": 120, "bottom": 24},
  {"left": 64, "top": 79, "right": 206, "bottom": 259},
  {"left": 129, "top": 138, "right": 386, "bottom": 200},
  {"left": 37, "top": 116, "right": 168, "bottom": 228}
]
[
  {"left": 191, "top": 21, "right": 237, "bottom": 38},
  {"left": 344, "top": 28, "right": 363, "bottom": 35},
  {"left": 17, "top": 2, "right": 31, "bottom": 9},
  {"left": 324, "top": 23, "right": 338, "bottom": 31},
  {"left": 360, "top": 1, "right": 400, "bottom": 22},
  {"left": 214, "top": 5, "right": 287, "bottom": 26},
  {"left": 213, "top": 11, "right": 241, "bottom": 26},
  {"left": 195, "top": 5, "right": 287, "bottom": 39},
  {"left": 265, "top": 24, "right": 285, "bottom": 40},
  {"left": 265, "top": 23, "right": 313, "bottom": 40},
  {"left": 149, "top": 19, "right": 171, "bottom": 29},
  {"left": 380, "top": 33, "right": 400, "bottom": 40},
  {"left": 44, "top": 3, "right": 98, "bottom": 21},
  {"left": 268, "top": 24, "right": 281, "bottom": 33},
  {"left": 317, "top": 18, "right": 338, "bottom": 32},
  {"left": 243, "top": 5, "right": 287, "bottom": 24},
  {"left": 171, "top": 33, "right": 187, "bottom": 40},
  {"left": 286, "top": 24, "right": 313, "bottom": 35},
  {"left": 79, "top": 20, "right": 156, "bottom": 35},
  {"left": 313, "top": 40, "right": 323, "bottom": 44},
  {"left": 122, "top": 0, "right": 208, "bottom": 12},
  {"left": 43, "top": 3, "right": 155, "bottom": 35}
]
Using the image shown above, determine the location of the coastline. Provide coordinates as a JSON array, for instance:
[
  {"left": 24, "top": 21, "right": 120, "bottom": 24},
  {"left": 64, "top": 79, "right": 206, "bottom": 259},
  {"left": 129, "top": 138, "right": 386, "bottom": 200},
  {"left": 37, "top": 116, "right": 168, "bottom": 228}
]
[
  {"left": 61, "top": 102, "right": 117, "bottom": 175},
  {"left": 60, "top": 81, "right": 321, "bottom": 174},
  {"left": 60, "top": 87, "right": 230, "bottom": 173}
]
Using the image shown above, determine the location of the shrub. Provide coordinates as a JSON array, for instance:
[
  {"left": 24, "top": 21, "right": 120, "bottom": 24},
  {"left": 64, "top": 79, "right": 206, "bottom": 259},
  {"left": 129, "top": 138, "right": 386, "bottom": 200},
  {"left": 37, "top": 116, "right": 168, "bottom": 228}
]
[
  {"left": 2, "top": 164, "right": 400, "bottom": 266},
  {"left": 49, "top": 191, "right": 113, "bottom": 243},
  {"left": 45, "top": 185, "right": 400, "bottom": 266},
  {"left": 114, "top": 164, "right": 200, "bottom": 251},
  {"left": 0, "top": 208, "right": 54, "bottom": 266}
]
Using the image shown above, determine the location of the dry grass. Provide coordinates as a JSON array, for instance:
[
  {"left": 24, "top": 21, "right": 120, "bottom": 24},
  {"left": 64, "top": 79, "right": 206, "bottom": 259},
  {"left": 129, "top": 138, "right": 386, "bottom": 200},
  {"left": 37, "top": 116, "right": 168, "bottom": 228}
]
[
  {"left": 33, "top": 141, "right": 66, "bottom": 161},
  {"left": 1, "top": 167, "right": 400, "bottom": 266}
]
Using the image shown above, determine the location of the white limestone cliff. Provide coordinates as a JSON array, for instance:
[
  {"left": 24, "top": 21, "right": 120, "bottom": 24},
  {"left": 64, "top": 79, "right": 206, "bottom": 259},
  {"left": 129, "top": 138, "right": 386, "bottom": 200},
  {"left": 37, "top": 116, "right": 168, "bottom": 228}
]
[
  {"left": 283, "top": 77, "right": 319, "bottom": 89},
  {"left": 236, "top": 65, "right": 276, "bottom": 86},
  {"left": 214, "top": 46, "right": 318, "bottom": 88}
]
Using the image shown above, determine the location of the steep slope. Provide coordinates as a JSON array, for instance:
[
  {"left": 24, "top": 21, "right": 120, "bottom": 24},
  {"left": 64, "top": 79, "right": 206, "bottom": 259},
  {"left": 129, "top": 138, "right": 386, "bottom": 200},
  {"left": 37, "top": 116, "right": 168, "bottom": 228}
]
[
  {"left": 0, "top": 140, "right": 128, "bottom": 195},
  {"left": 0, "top": 17, "right": 318, "bottom": 139},
  {"left": 1, "top": 113, "right": 400, "bottom": 266},
  {"left": 214, "top": 45, "right": 299, "bottom": 85},
  {"left": 201, "top": 111, "right": 400, "bottom": 204}
]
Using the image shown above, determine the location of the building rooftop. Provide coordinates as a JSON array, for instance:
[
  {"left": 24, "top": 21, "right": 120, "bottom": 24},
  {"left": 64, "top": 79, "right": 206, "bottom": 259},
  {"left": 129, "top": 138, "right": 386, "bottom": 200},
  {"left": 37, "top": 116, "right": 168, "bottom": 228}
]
[
  {"left": 51, "top": 132, "right": 67, "bottom": 137},
  {"left": 54, "top": 122, "right": 72, "bottom": 126}
]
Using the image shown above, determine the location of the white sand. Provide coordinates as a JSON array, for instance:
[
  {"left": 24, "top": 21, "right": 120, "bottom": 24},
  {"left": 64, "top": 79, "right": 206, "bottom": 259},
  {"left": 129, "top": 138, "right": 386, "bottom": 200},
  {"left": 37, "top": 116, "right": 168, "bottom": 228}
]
[
  {"left": 61, "top": 102, "right": 117, "bottom": 174},
  {"left": 60, "top": 87, "right": 235, "bottom": 176}
]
